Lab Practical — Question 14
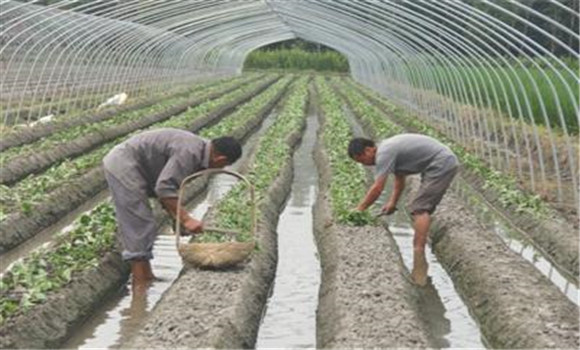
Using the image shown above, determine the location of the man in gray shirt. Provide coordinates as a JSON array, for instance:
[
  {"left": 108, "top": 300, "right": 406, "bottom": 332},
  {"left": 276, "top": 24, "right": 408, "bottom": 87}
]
[
  {"left": 348, "top": 134, "right": 458, "bottom": 286},
  {"left": 103, "top": 128, "right": 242, "bottom": 284}
]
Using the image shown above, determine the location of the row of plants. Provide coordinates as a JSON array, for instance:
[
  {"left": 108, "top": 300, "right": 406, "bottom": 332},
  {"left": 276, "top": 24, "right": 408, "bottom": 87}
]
[
  {"left": 0, "top": 203, "right": 116, "bottom": 324},
  {"left": 0, "top": 76, "right": 284, "bottom": 221},
  {"left": 0, "top": 75, "right": 295, "bottom": 324},
  {"left": 329, "top": 77, "right": 404, "bottom": 137},
  {"left": 314, "top": 77, "right": 374, "bottom": 226},
  {"left": 199, "top": 76, "right": 294, "bottom": 140},
  {"left": 339, "top": 78, "right": 547, "bottom": 217},
  {"left": 244, "top": 48, "right": 349, "bottom": 72},
  {"left": 0, "top": 74, "right": 258, "bottom": 164},
  {"left": 1, "top": 75, "right": 253, "bottom": 138},
  {"left": 195, "top": 76, "right": 309, "bottom": 243}
]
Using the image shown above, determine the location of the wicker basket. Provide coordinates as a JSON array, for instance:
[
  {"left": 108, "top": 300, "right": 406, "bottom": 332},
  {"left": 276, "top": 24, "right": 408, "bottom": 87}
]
[{"left": 175, "top": 169, "right": 256, "bottom": 269}]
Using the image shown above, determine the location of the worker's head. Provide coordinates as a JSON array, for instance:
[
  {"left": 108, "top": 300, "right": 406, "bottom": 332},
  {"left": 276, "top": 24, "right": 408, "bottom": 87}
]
[
  {"left": 209, "top": 137, "right": 242, "bottom": 168},
  {"left": 348, "top": 137, "right": 376, "bottom": 166}
]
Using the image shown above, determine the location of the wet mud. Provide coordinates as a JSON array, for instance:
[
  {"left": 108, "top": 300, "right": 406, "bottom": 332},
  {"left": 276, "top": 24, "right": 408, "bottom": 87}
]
[
  {"left": 256, "top": 90, "right": 321, "bottom": 348},
  {"left": 460, "top": 168, "right": 579, "bottom": 281},
  {"left": 312, "top": 101, "right": 431, "bottom": 348},
  {"left": 123, "top": 102, "right": 306, "bottom": 348},
  {"left": 403, "top": 176, "right": 580, "bottom": 348}
]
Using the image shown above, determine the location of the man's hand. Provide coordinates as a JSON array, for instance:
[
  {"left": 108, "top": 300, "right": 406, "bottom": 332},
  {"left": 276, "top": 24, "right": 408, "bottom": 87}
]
[
  {"left": 381, "top": 201, "right": 397, "bottom": 215},
  {"left": 182, "top": 217, "right": 203, "bottom": 235}
]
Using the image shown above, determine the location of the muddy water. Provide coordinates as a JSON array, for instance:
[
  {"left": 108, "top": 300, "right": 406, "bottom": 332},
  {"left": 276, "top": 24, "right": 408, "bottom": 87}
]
[
  {"left": 340, "top": 98, "right": 485, "bottom": 348},
  {"left": 256, "top": 106, "right": 320, "bottom": 348},
  {"left": 387, "top": 220, "right": 486, "bottom": 348},
  {"left": 452, "top": 179, "right": 579, "bottom": 305},
  {"left": 62, "top": 232, "right": 181, "bottom": 349},
  {"left": 61, "top": 110, "right": 279, "bottom": 349}
]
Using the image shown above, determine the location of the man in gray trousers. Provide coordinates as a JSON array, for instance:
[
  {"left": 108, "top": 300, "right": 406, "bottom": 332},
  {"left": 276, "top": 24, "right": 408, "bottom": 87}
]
[
  {"left": 348, "top": 134, "right": 458, "bottom": 286},
  {"left": 103, "top": 128, "right": 242, "bottom": 284}
]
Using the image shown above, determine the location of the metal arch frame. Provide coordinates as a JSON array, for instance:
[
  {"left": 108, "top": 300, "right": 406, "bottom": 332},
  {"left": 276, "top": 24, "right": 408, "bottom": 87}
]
[
  {"left": 274, "top": 1, "right": 490, "bottom": 164},
  {"left": 371, "top": 0, "right": 539, "bottom": 192},
  {"left": 444, "top": 0, "right": 578, "bottom": 204},
  {"left": 1, "top": 1, "right": 206, "bottom": 121},
  {"left": 1, "top": 0, "right": 577, "bottom": 210},
  {"left": 282, "top": 0, "right": 576, "bottom": 205}
]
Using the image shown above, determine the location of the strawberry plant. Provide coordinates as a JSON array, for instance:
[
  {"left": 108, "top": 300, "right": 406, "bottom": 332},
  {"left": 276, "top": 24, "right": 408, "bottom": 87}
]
[{"left": 0, "top": 203, "right": 116, "bottom": 324}]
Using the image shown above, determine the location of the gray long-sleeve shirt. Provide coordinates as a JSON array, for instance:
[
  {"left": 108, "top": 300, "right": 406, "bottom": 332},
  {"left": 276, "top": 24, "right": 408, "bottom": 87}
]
[{"left": 103, "top": 128, "right": 210, "bottom": 198}]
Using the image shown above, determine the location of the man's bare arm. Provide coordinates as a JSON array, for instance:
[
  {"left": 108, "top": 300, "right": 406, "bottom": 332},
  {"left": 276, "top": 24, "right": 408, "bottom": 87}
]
[
  {"left": 382, "top": 174, "right": 405, "bottom": 214},
  {"left": 356, "top": 175, "right": 387, "bottom": 211},
  {"left": 389, "top": 174, "right": 406, "bottom": 206},
  {"left": 159, "top": 197, "right": 203, "bottom": 233}
]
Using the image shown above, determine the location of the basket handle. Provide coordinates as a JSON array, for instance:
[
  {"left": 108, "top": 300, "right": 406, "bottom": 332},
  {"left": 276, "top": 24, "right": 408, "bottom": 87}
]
[{"left": 175, "top": 168, "right": 256, "bottom": 249}]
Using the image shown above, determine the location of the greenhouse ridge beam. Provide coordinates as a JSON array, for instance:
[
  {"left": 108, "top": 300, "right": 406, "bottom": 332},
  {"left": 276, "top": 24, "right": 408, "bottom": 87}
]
[{"left": 1, "top": 0, "right": 578, "bottom": 210}]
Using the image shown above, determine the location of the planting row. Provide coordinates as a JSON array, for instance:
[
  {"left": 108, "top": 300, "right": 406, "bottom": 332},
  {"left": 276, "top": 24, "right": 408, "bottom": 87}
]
[
  {"left": 0, "top": 76, "right": 298, "bottom": 348},
  {"left": 0, "top": 76, "right": 285, "bottom": 219},
  {"left": 124, "top": 77, "right": 310, "bottom": 348},
  {"left": 331, "top": 77, "right": 578, "bottom": 348},
  {"left": 0, "top": 76, "right": 291, "bottom": 254},
  {"left": 0, "top": 75, "right": 275, "bottom": 185},
  {"left": 0, "top": 75, "right": 260, "bottom": 151},
  {"left": 335, "top": 77, "right": 578, "bottom": 281},
  {"left": 312, "top": 76, "right": 431, "bottom": 347}
]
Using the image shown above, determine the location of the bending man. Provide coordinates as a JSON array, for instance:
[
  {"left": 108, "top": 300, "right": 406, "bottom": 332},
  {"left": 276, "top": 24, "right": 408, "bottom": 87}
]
[
  {"left": 348, "top": 134, "right": 458, "bottom": 286},
  {"left": 103, "top": 128, "right": 242, "bottom": 284}
]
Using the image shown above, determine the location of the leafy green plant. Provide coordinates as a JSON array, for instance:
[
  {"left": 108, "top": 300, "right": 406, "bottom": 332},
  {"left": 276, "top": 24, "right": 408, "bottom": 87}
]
[
  {"left": 0, "top": 76, "right": 275, "bottom": 220},
  {"left": 315, "top": 77, "right": 376, "bottom": 226},
  {"left": 0, "top": 75, "right": 256, "bottom": 164},
  {"left": 0, "top": 203, "right": 116, "bottom": 324},
  {"left": 194, "top": 76, "right": 309, "bottom": 242},
  {"left": 340, "top": 78, "right": 548, "bottom": 217},
  {"left": 244, "top": 48, "right": 349, "bottom": 72}
]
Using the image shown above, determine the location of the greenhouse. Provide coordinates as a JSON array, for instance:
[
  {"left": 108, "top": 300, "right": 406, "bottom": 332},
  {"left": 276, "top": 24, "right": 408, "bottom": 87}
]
[{"left": 0, "top": 0, "right": 578, "bottom": 348}]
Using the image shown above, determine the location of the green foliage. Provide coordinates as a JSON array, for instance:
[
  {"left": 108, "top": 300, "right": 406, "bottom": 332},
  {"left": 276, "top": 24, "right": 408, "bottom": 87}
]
[
  {"left": 0, "top": 203, "right": 116, "bottom": 324},
  {"left": 315, "top": 77, "right": 375, "bottom": 226},
  {"left": 0, "top": 75, "right": 252, "bottom": 164},
  {"left": 0, "top": 75, "right": 270, "bottom": 221},
  {"left": 195, "top": 76, "right": 309, "bottom": 242},
  {"left": 331, "top": 76, "right": 404, "bottom": 137},
  {"left": 200, "top": 76, "right": 293, "bottom": 139},
  {"left": 244, "top": 48, "right": 349, "bottom": 73},
  {"left": 342, "top": 79, "right": 548, "bottom": 217},
  {"left": 404, "top": 58, "right": 578, "bottom": 134}
]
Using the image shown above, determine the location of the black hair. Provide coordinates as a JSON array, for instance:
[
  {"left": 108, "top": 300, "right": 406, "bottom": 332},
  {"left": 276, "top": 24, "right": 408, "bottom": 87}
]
[
  {"left": 212, "top": 136, "right": 242, "bottom": 164},
  {"left": 347, "top": 137, "right": 375, "bottom": 158}
]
